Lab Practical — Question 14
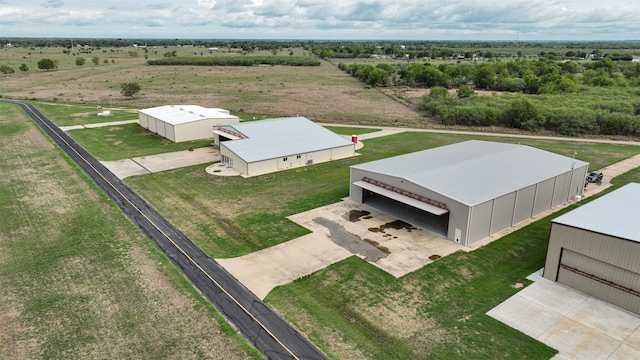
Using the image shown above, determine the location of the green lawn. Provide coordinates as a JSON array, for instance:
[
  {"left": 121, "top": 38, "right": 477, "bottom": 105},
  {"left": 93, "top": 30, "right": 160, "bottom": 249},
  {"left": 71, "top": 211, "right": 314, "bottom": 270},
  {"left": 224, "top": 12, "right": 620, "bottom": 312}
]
[
  {"left": 323, "top": 126, "right": 381, "bottom": 135},
  {"left": 67, "top": 123, "right": 212, "bottom": 160},
  {"left": 31, "top": 100, "right": 140, "bottom": 126},
  {"left": 0, "top": 102, "right": 257, "bottom": 359}
]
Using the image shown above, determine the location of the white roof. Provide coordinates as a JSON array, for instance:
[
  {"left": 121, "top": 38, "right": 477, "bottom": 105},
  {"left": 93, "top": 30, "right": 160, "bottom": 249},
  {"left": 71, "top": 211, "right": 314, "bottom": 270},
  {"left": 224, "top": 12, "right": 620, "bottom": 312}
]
[
  {"left": 352, "top": 140, "right": 589, "bottom": 206},
  {"left": 222, "top": 117, "right": 354, "bottom": 162},
  {"left": 139, "top": 105, "right": 237, "bottom": 125},
  {"left": 552, "top": 183, "right": 640, "bottom": 242}
]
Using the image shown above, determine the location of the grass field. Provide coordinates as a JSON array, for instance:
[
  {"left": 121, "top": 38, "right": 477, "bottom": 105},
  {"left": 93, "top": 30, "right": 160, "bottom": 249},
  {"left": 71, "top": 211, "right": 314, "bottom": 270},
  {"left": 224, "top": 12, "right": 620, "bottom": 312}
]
[
  {"left": 3, "top": 42, "right": 640, "bottom": 359},
  {"left": 0, "top": 102, "right": 258, "bottom": 359},
  {"left": 0, "top": 46, "right": 420, "bottom": 124}
]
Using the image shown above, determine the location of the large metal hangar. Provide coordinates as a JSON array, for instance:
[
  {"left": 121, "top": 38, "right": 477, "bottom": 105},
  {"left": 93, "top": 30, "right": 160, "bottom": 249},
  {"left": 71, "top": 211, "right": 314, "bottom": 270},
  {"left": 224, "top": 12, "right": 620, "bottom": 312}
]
[
  {"left": 349, "top": 140, "right": 589, "bottom": 247},
  {"left": 213, "top": 117, "right": 356, "bottom": 177},
  {"left": 138, "top": 105, "right": 239, "bottom": 143},
  {"left": 543, "top": 183, "right": 640, "bottom": 314}
]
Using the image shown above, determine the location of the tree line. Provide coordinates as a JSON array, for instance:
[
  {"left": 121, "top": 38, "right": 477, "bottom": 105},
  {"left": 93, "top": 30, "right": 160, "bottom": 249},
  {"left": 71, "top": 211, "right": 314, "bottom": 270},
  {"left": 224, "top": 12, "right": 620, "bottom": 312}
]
[{"left": 338, "top": 58, "right": 640, "bottom": 137}]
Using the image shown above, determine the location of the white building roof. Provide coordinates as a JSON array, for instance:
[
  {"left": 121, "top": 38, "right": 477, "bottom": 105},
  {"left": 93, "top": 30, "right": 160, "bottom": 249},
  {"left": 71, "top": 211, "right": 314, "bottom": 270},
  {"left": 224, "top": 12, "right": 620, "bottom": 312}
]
[
  {"left": 139, "top": 105, "right": 237, "bottom": 125},
  {"left": 222, "top": 117, "right": 353, "bottom": 162},
  {"left": 552, "top": 183, "right": 640, "bottom": 242},
  {"left": 352, "top": 140, "right": 589, "bottom": 206}
]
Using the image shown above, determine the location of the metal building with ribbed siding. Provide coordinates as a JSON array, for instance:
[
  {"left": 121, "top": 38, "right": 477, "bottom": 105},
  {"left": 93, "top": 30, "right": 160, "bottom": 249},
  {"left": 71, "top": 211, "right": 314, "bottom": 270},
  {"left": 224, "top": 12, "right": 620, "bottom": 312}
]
[
  {"left": 213, "top": 117, "right": 356, "bottom": 177},
  {"left": 543, "top": 183, "right": 640, "bottom": 314},
  {"left": 349, "top": 140, "right": 589, "bottom": 246},
  {"left": 138, "top": 105, "right": 239, "bottom": 143}
]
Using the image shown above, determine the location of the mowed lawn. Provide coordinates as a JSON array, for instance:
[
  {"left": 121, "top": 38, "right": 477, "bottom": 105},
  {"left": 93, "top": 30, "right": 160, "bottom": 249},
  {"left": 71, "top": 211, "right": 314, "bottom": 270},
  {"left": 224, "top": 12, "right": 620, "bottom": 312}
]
[
  {"left": 0, "top": 103, "right": 259, "bottom": 359},
  {"left": 15, "top": 100, "right": 640, "bottom": 359}
]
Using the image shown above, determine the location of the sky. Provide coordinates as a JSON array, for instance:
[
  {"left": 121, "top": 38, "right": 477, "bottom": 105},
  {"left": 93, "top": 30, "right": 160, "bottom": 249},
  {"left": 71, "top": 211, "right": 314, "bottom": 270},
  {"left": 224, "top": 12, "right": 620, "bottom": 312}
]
[{"left": 0, "top": 0, "right": 639, "bottom": 41}]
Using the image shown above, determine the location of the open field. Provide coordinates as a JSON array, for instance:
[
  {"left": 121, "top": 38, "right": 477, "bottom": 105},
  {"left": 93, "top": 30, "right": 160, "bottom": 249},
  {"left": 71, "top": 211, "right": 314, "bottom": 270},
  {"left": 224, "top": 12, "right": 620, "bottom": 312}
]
[
  {"left": 0, "top": 103, "right": 258, "bottom": 358},
  {"left": 0, "top": 46, "right": 421, "bottom": 124}
]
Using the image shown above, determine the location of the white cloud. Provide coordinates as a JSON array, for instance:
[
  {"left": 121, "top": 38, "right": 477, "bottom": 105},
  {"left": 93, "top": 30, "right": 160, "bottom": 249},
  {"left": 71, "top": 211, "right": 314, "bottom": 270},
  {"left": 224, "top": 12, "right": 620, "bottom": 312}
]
[{"left": 0, "top": 0, "right": 638, "bottom": 39}]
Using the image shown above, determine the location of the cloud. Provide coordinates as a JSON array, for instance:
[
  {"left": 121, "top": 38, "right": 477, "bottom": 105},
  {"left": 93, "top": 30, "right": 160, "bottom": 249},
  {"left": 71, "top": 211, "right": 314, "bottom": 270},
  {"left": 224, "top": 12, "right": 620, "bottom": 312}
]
[
  {"left": 42, "top": 0, "right": 64, "bottom": 8},
  {"left": 197, "top": 0, "right": 216, "bottom": 9},
  {"left": 1, "top": 0, "right": 639, "bottom": 40}
]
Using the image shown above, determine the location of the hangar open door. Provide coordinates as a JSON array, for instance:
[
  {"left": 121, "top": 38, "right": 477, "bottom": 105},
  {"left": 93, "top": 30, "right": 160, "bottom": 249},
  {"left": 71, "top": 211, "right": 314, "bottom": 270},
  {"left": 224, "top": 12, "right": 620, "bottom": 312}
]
[{"left": 355, "top": 182, "right": 450, "bottom": 238}]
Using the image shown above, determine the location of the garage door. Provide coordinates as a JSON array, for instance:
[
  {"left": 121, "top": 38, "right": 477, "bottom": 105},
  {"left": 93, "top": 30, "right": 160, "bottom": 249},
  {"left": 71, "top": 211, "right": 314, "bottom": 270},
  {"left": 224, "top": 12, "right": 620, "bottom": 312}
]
[
  {"left": 358, "top": 187, "right": 449, "bottom": 237},
  {"left": 558, "top": 249, "right": 640, "bottom": 314}
]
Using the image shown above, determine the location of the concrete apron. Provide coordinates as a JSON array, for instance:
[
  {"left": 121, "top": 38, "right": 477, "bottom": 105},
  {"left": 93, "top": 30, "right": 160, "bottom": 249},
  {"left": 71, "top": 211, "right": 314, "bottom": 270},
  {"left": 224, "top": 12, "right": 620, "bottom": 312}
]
[
  {"left": 487, "top": 275, "right": 640, "bottom": 359},
  {"left": 101, "top": 147, "right": 220, "bottom": 179},
  {"left": 217, "top": 199, "right": 464, "bottom": 300}
]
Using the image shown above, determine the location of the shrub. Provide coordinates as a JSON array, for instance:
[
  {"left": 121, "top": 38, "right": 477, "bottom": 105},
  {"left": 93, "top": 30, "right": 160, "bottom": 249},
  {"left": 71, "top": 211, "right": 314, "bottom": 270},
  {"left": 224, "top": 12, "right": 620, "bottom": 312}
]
[{"left": 0, "top": 64, "right": 15, "bottom": 74}]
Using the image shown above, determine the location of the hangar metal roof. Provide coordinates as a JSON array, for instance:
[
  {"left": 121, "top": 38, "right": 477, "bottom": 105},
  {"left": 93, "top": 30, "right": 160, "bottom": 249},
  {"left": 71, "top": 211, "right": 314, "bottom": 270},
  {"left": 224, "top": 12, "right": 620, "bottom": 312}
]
[
  {"left": 139, "top": 105, "right": 238, "bottom": 125},
  {"left": 221, "top": 117, "right": 354, "bottom": 162},
  {"left": 552, "top": 183, "right": 640, "bottom": 242},
  {"left": 351, "top": 140, "right": 589, "bottom": 206}
]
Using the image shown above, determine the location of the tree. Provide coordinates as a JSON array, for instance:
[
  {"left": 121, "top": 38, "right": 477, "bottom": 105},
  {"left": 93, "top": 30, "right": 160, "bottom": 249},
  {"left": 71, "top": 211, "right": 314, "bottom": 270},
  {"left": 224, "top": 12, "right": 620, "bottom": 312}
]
[
  {"left": 19, "top": 63, "right": 28, "bottom": 72},
  {"left": 367, "top": 68, "right": 389, "bottom": 87},
  {"left": 120, "top": 82, "right": 141, "bottom": 98},
  {"left": 503, "top": 97, "right": 544, "bottom": 130},
  {"left": 75, "top": 57, "right": 86, "bottom": 66},
  {"left": 37, "top": 58, "right": 58, "bottom": 71},
  {"left": 92, "top": 56, "right": 100, "bottom": 65},
  {"left": 473, "top": 63, "right": 496, "bottom": 89}
]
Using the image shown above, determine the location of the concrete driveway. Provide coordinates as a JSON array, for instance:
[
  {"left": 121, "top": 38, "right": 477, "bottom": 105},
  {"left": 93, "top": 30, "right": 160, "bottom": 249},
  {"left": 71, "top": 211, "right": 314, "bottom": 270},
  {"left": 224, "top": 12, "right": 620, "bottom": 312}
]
[
  {"left": 487, "top": 273, "right": 640, "bottom": 359},
  {"left": 101, "top": 147, "right": 220, "bottom": 179}
]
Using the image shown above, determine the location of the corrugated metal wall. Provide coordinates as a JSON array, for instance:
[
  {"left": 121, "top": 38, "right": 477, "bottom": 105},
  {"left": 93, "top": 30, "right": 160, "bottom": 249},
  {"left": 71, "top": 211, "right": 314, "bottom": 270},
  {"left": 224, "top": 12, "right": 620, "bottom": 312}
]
[{"left": 544, "top": 224, "right": 640, "bottom": 314}]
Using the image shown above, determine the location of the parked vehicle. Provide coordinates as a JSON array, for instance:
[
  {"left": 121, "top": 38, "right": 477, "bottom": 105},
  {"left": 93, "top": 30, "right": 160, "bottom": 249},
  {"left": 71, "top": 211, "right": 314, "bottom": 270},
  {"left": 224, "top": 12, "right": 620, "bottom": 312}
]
[{"left": 585, "top": 171, "right": 603, "bottom": 185}]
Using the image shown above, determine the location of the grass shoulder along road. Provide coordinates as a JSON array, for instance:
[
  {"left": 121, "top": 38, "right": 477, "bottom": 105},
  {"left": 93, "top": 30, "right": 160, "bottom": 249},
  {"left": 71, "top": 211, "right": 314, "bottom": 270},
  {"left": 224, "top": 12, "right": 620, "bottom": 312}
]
[{"left": 0, "top": 102, "right": 259, "bottom": 359}]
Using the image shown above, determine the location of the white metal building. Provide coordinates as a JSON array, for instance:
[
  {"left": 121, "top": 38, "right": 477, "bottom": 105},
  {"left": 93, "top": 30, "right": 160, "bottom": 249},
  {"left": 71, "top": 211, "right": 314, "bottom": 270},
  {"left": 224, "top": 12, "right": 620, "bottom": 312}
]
[
  {"left": 139, "top": 105, "right": 239, "bottom": 143},
  {"left": 543, "top": 183, "right": 640, "bottom": 314},
  {"left": 213, "top": 117, "right": 356, "bottom": 177},
  {"left": 350, "top": 140, "right": 589, "bottom": 246}
]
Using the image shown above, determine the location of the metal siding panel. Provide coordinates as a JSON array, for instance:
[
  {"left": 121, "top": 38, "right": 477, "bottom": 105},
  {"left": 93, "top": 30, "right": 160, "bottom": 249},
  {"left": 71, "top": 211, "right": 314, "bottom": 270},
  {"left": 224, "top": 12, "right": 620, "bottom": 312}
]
[
  {"left": 139, "top": 113, "right": 149, "bottom": 128},
  {"left": 533, "top": 178, "right": 555, "bottom": 215},
  {"left": 156, "top": 120, "right": 166, "bottom": 137},
  {"left": 552, "top": 173, "right": 570, "bottom": 206},
  {"left": 513, "top": 184, "right": 536, "bottom": 224},
  {"left": 148, "top": 116, "right": 157, "bottom": 132},
  {"left": 167, "top": 123, "right": 176, "bottom": 142},
  {"left": 490, "top": 191, "right": 516, "bottom": 234},
  {"left": 468, "top": 200, "right": 493, "bottom": 244}
]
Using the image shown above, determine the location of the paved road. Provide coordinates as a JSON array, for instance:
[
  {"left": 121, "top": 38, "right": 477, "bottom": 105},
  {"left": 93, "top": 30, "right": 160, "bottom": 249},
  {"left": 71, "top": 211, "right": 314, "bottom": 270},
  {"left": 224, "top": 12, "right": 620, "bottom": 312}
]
[
  {"left": 319, "top": 122, "right": 640, "bottom": 146},
  {"left": 9, "top": 100, "right": 327, "bottom": 360}
]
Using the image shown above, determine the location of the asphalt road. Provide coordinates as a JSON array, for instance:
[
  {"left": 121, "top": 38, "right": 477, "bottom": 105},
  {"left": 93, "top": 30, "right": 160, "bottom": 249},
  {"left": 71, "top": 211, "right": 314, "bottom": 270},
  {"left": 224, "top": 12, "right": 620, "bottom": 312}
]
[{"left": 10, "top": 101, "right": 327, "bottom": 360}]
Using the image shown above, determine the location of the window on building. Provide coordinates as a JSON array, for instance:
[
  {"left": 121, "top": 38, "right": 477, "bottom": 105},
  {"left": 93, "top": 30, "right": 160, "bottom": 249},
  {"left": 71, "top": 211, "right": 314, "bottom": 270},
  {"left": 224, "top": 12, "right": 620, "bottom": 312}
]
[
  {"left": 296, "top": 155, "right": 301, "bottom": 159},
  {"left": 283, "top": 157, "right": 288, "bottom": 161}
]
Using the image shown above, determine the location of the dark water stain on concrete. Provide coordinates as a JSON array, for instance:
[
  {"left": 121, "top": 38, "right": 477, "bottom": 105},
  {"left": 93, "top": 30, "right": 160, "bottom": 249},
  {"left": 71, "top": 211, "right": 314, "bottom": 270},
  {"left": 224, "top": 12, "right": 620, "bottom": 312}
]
[
  {"left": 368, "top": 219, "right": 417, "bottom": 234},
  {"left": 344, "top": 209, "right": 371, "bottom": 222},
  {"left": 313, "top": 217, "right": 388, "bottom": 262},
  {"left": 429, "top": 254, "right": 441, "bottom": 260},
  {"left": 364, "top": 239, "right": 391, "bottom": 255}
]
